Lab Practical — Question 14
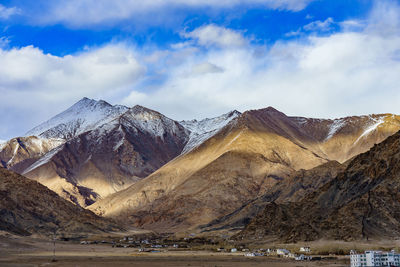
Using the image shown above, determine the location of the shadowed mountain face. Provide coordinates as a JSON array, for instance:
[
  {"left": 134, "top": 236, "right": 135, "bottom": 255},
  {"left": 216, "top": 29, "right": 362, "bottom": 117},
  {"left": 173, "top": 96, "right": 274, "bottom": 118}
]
[
  {"left": 235, "top": 130, "right": 400, "bottom": 242},
  {"left": 90, "top": 107, "right": 400, "bottom": 232},
  {"left": 0, "top": 167, "right": 121, "bottom": 237}
]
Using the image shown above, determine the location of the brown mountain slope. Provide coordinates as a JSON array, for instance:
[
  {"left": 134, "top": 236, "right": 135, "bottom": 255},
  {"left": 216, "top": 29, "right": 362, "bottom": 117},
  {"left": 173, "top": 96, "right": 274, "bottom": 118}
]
[
  {"left": 201, "top": 160, "right": 346, "bottom": 233},
  {"left": 22, "top": 105, "right": 189, "bottom": 207},
  {"left": 90, "top": 108, "right": 399, "bottom": 232},
  {"left": 0, "top": 167, "right": 121, "bottom": 237},
  {"left": 235, "top": 130, "right": 400, "bottom": 242}
]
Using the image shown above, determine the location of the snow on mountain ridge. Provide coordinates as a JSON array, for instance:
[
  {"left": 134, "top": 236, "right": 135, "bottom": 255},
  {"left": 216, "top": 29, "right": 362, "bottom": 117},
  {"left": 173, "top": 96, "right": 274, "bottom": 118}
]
[
  {"left": 354, "top": 115, "right": 386, "bottom": 144},
  {"left": 121, "top": 105, "right": 190, "bottom": 140},
  {"left": 325, "top": 118, "right": 346, "bottom": 141},
  {"left": 26, "top": 97, "right": 129, "bottom": 139},
  {"left": 181, "top": 110, "right": 241, "bottom": 134},
  {"left": 180, "top": 110, "right": 241, "bottom": 153}
]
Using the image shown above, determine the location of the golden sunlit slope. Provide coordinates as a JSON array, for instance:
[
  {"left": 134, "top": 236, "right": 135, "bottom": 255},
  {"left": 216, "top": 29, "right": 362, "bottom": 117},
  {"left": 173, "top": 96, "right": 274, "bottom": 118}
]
[{"left": 91, "top": 108, "right": 400, "bottom": 233}]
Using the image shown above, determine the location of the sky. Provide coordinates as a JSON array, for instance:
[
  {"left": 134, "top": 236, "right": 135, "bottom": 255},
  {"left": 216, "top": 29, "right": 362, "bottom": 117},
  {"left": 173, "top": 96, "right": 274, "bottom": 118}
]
[{"left": 0, "top": 0, "right": 399, "bottom": 139}]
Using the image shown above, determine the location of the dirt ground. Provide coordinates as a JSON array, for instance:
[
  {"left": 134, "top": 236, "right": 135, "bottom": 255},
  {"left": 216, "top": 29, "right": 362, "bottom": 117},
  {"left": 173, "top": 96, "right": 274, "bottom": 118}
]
[{"left": 0, "top": 235, "right": 349, "bottom": 267}]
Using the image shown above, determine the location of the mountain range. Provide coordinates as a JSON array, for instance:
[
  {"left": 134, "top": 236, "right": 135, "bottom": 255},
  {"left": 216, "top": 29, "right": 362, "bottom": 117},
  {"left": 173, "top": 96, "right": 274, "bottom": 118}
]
[{"left": 2, "top": 97, "right": 400, "bottom": 240}]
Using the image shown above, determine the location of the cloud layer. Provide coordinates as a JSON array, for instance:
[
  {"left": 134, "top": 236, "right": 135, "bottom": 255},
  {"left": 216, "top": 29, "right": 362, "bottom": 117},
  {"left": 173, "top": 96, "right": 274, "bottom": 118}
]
[{"left": 28, "top": 0, "right": 313, "bottom": 26}]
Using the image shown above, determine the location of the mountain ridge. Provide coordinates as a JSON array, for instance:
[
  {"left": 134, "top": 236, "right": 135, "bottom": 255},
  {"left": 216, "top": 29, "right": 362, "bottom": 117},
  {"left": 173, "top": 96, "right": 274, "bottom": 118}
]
[{"left": 89, "top": 106, "right": 400, "bottom": 233}]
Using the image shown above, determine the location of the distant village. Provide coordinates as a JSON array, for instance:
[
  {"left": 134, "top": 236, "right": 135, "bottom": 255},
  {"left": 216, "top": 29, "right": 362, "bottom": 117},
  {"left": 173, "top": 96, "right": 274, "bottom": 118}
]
[
  {"left": 77, "top": 234, "right": 400, "bottom": 266},
  {"left": 79, "top": 235, "right": 319, "bottom": 262}
]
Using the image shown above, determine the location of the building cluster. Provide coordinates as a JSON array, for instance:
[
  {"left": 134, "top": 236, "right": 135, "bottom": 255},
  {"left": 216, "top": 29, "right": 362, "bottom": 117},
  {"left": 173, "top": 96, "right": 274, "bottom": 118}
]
[
  {"left": 244, "top": 247, "right": 312, "bottom": 261},
  {"left": 350, "top": 250, "right": 400, "bottom": 267}
]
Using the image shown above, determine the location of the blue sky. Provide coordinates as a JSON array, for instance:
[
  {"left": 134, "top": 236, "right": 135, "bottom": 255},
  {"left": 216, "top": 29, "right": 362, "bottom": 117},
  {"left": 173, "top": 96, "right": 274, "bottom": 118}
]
[
  {"left": 0, "top": 0, "right": 399, "bottom": 139},
  {"left": 1, "top": 0, "right": 371, "bottom": 55}
]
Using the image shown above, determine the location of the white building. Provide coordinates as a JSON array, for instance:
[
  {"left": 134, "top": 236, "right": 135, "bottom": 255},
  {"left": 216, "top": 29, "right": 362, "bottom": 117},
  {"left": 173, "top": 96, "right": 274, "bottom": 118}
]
[
  {"left": 277, "top": 248, "right": 290, "bottom": 256},
  {"left": 300, "top": 247, "right": 311, "bottom": 252},
  {"left": 295, "top": 254, "right": 305, "bottom": 261},
  {"left": 350, "top": 250, "right": 400, "bottom": 266}
]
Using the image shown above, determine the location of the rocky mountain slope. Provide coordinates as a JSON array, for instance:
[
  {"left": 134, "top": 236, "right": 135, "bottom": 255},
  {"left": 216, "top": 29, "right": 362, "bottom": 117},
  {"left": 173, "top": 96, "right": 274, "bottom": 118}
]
[
  {"left": 22, "top": 105, "right": 190, "bottom": 207},
  {"left": 0, "top": 167, "right": 121, "bottom": 237},
  {"left": 201, "top": 160, "right": 346, "bottom": 233},
  {"left": 235, "top": 130, "right": 400, "bottom": 242},
  {"left": 90, "top": 107, "right": 400, "bottom": 232}
]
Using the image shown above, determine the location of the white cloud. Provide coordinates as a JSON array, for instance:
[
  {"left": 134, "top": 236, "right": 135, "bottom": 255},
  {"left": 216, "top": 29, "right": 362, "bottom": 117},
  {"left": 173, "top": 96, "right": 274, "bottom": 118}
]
[
  {"left": 0, "top": 4, "right": 19, "bottom": 19},
  {"left": 190, "top": 62, "right": 224, "bottom": 75},
  {"left": 0, "top": 44, "right": 145, "bottom": 137},
  {"left": 339, "top": 20, "right": 366, "bottom": 32},
  {"left": 183, "top": 25, "right": 247, "bottom": 48},
  {"left": 285, "top": 17, "right": 335, "bottom": 37},
  {"left": 303, "top": 17, "right": 334, "bottom": 32},
  {"left": 26, "top": 0, "right": 314, "bottom": 27}
]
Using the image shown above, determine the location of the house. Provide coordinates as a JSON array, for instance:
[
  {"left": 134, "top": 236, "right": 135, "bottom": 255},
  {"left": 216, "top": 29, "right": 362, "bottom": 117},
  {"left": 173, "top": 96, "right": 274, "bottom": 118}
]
[
  {"left": 295, "top": 254, "right": 305, "bottom": 261},
  {"left": 300, "top": 247, "right": 311, "bottom": 253},
  {"left": 288, "top": 252, "right": 297, "bottom": 258},
  {"left": 277, "top": 249, "right": 290, "bottom": 256},
  {"left": 245, "top": 253, "right": 255, "bottom": 257},
  {"left": 350, "top": 250, "right": 400, "bottom": 267},
  {"left": 295, "top": 254, "right": 313, "bottom": 261}
]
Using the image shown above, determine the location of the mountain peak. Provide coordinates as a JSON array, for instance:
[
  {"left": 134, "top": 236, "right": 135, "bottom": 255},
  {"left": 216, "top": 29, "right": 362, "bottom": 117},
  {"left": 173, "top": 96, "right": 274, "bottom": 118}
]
[
  {"left": 26, "top": 98, "right": 128, "bottom": 139},
  {"left": 263, "top": 106, "right": 282, "bottom": 113},
  {"left": 71, "top": 97, "right": 112, "bottom": 111},
  {"left": 131, "top": 105, "right": 159, "bottom": 114}
]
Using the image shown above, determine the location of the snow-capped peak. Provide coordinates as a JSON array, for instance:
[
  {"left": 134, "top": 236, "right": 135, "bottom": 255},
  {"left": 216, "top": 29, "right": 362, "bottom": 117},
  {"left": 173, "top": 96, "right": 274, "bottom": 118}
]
[
  {"left": 180, "top": 110, "right": 241, "bottom": 153},
  {"left": 120, "top": 105, "right": 189, "bottom": 139},
  {"left": 26, "top": 97, "right": 129, "bottom": 139}
]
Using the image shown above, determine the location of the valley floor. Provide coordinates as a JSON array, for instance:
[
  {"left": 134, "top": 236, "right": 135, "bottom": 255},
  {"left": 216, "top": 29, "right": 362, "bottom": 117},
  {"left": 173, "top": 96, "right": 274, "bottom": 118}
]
[{"left": 0, "top": 235, "right": 349, "bottom": 267}]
